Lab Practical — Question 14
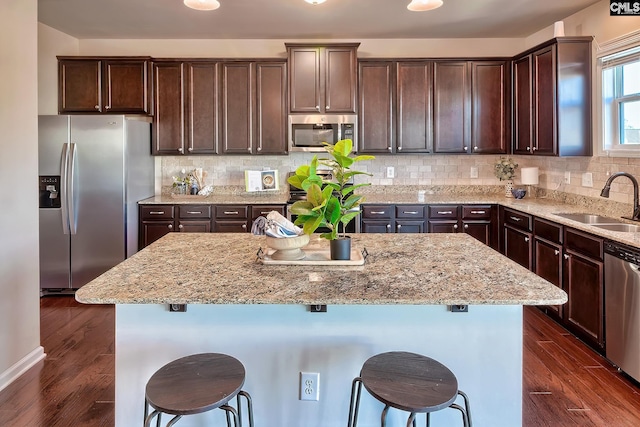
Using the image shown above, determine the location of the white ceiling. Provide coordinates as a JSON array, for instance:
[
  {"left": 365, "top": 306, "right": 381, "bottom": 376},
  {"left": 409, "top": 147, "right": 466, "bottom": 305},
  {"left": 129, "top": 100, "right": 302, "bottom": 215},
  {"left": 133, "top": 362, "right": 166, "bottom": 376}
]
[{"left": 38, "top": 0, "right": 601, "bottom": 40}]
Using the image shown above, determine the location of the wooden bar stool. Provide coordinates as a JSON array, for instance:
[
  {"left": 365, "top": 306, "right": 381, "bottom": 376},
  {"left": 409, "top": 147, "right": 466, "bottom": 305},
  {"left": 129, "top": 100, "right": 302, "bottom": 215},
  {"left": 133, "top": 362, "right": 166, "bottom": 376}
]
[
  {"left": 143, "top": 353, "right": 254, "bottom": 427},
  {"left": 347, "top": 351, "right": 471, "bottom": 427}
]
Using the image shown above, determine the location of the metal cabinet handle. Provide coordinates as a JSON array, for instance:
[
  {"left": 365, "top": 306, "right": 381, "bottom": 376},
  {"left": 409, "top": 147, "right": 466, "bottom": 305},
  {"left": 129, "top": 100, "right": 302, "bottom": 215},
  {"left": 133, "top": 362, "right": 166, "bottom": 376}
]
[
  {"left": 371, "top": 211, "right": 386, "bottom": 215},
  {"left": 397, "top": 224, "right": 402, "bottom": 229},
  {"left": 510, "top": 216, "right": 522, "bottom": 222},
  {"left": 438, "top": 211, "right": 453, "bottom": 215},
  {"left": 470, "top": 210, "right": 486, "bottom": 214},
  {"left": 178, "top": 224, "right": 183, "bottom": 229},
  {"left": 564, "top": 254, "right": 570, "bottom": 260},
  {"left": 524, "top": 237, "right": 529, "bottom": 242},
  {"left": 555, "top": 249, "right": 560, "bottom": 256},
  {"left": 177, "top": 147, "right": 183, "bottom": 153},
  {"left": 224, "top": 211, "right": 239, "bottom": 215},
  {"left": 453, "top": 224, "right": 458, "bottom": 229},
  {"left": 188, "top": 147, "right": 193, "bottom": 152},
  {"left": 388, "top": 146, "right": 392, "bottom": 152},
  {"left": 168, "top": 224, "right": 173, "bottom": 230},
  {"left": 526, "top": 146, "right": 531, "bottom": 151},
  {"left": 463, "top": 146, "right": 468, "bottom": 151},
  {"left": 326, "top": 105, "right": 330, "bottom": 110},
  {"left": 386, "top": 224, "right": 391, "bottom": 228},
  {"left": 316, "top": 105, "right": 320, "bottom": 111},
  {"left": 464, "top": 224, "right": 469, "bottom": 229},
  {"left": 242, "top": 224, "right": 247, "bottom": 229},
  {"left": 257, "top": 147, "right": 262, "bottom": 152},
  {"left": 260, "top": 211, "right": 270, "bottom": 215},
  {"left": 398, "top": 146, "right": 403, "bottom": 151},
  {"left": 532, "top": 146, "right": 538, "bottom": 151},
  {"left": 94, "top": 105, "right": 100, "bottom": 110},
  {"left": 105, "top": 105, "right": 111, "bottom": 110},
  {"left": 186, "top": 211, "right": 202, "bottom": 215},
  {"left": 474, "top": 146, "right": 478, "bottom": 150},
  {"left": 149, "top": 211, "right": 165, "bottom": 215},
  {"left": 403, "top": 211, "right": 419, "bottom": 215}
]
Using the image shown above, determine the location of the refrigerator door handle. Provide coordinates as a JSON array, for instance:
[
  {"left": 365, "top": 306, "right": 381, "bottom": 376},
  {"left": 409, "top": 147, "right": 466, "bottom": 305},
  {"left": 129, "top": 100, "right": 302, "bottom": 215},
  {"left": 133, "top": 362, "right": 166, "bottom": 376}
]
[
  {"left": 60, "top": 143, "right": 71, "bottom": 235},
  {"left": 68, "top": 142, "right": 78, "bottom": 235}
]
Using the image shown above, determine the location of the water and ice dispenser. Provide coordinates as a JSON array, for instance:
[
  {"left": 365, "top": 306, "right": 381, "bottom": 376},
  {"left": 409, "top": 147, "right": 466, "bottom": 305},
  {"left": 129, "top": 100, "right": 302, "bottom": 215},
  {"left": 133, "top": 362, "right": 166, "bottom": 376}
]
[{"left": 39, "top": 176, "right": 61, "bottom": 209}]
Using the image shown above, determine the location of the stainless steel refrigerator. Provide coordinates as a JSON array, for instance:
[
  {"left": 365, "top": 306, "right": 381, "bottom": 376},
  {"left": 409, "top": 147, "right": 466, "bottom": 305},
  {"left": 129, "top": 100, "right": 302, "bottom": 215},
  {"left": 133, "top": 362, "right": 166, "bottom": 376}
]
[{"left": 38, "top": 115, "right": 154, "bottom": 293}]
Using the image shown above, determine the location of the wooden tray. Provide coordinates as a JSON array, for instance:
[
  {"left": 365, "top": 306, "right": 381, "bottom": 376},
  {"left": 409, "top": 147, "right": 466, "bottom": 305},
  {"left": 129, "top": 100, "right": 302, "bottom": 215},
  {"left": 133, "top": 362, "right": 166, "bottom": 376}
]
[{"left": 260, "top": 246, "right": 365, "bottom": 266}]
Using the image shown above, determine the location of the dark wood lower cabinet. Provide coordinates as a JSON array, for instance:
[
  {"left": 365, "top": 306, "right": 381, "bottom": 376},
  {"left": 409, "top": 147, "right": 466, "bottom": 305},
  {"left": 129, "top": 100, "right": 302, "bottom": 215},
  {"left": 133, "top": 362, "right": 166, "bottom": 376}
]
[
  {"left": 396, "top": 220, "right": 424, "bottom": 233},
  {"left": 178, "top": 220, "right": 211, "bottom": 233},
  {"left": 534, "top": 237, "right": 564, "bottom": 319},
  {"left": 361, "top": 220, "right": 393, "bottom": 233},
  {"left": 504, "top": 225, "right": 533, "bottom": 270},
  {"left": 213, "top": 220, "right": 248, "bottom": 232},
  {"left": 140, "top": 220, "right": 174, "bottom": 249},
  {"left": 428, "top": 220, "right": 457, "bottom": 233},
  {"left": 461, "top": 221, "right": 491, "bottom": 245}
]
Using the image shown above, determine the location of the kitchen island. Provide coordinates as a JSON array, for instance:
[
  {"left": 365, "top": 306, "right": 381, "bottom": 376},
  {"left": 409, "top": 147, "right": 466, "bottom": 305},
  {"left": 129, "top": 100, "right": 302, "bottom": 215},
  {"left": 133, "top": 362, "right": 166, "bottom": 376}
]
[{"left": 76, "top": 233, "right": 566, "bottom": 427}]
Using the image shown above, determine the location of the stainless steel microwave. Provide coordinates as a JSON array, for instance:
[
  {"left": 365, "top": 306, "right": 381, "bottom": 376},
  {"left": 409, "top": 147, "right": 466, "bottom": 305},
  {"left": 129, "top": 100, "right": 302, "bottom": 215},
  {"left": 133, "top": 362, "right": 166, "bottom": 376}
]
[{"left": 289, "top": 114, "right": 357, "bottom": 152}]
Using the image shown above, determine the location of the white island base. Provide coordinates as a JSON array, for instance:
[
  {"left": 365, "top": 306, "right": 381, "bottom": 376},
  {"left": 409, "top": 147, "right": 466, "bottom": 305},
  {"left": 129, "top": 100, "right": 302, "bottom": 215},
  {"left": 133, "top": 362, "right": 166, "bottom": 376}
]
[{"left": 116, "top": 303, "right": 522, "bottom": 427}]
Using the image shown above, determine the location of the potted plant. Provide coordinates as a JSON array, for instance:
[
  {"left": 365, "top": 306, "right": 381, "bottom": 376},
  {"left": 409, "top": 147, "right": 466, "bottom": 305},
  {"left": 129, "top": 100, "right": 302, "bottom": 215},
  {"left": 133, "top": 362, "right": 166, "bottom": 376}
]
[
  {"left": 287, "top": 139, "right": 374, "bottom": 260},
  {"left": 494, "top": 157, "right": 518, "bottom": 197}
]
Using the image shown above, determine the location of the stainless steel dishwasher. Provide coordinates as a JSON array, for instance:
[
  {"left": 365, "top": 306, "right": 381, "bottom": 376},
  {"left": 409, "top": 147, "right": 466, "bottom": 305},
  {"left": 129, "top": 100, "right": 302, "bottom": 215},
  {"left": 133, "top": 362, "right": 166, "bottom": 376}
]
[{"left": 604, "top": 240, "right": 640, "bottom": 383}]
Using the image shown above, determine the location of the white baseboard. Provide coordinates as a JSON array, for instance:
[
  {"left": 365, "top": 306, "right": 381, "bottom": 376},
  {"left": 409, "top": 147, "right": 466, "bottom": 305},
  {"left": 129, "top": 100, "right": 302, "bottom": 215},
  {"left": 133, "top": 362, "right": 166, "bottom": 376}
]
[{"left": 0, "top": 346, "right": 46, "bottom": 393}]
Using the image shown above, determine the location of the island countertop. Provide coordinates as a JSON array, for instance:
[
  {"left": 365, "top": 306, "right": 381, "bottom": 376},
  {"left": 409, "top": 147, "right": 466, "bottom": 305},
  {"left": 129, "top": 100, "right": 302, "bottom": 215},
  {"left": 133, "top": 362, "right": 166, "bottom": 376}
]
[{"left": 75, "top": 233, "right": 567, "bottom": 306}]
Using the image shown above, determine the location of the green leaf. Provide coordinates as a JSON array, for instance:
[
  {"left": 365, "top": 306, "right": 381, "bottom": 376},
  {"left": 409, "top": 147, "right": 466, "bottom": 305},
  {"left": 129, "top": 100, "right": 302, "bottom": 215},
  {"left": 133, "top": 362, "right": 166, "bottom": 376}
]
[
  {"left": 287, "top": 175, "right": 306, "bottom": 190},
  {"left": 340, "top": 211, "right": 360, "bottom": 225},
  {"left": 353, "top": 154, "right": 375, "bottom": 162},
  {"left": 325, "top": 197, "right": 341, "bottom": 224},
  {"left": 342, "top": 194, "right": 363, "bottom": 210},
  {"left": 302, "top": 175, "right": 324, "bottom": 191},
  {"left": 306, "top": 183, "right": 324, "bottom": 207},
  {"left": 334, "top": 139, "right": 353, "bottom": 156},
  {"left": 303, "top": 215, "right": 324, "bottom": 234},
  {"left": 342, "top": 183, "right": 370, "bottom": 196},
  {"left": 295, "top": 165, "right": 310, "bottom": 177},
  {"left": 334, "top": 152, "right": 354, "bottom": 169},
  {"left": 289, "top": 201, "right": 315, "bottom": 215}
]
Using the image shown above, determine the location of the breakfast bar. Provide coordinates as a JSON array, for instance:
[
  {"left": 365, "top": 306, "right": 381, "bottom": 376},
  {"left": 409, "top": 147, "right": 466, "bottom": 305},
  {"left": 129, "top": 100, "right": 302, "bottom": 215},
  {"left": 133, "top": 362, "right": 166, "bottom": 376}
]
[{"left": 76, "top": 233, "right": 567, "bottom": 427}]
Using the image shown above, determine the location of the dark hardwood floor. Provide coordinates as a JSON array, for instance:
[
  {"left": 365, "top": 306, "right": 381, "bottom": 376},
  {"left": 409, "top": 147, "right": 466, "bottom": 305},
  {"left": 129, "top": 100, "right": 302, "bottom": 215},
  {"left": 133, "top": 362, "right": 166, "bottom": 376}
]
[{"left": 0, "top": 298, "right": 639, "bottom": 426}]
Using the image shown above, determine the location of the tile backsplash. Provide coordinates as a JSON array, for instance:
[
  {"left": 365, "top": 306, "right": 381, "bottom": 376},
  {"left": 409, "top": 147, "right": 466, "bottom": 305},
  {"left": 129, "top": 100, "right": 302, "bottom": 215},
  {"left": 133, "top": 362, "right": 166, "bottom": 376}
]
[{"left": 160, "top": 153, "right": 640, "bottom": 206}]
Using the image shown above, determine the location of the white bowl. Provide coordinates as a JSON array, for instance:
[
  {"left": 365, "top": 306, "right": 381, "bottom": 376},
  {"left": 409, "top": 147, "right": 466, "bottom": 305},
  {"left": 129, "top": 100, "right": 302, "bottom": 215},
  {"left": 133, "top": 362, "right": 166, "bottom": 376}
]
[{"left": 266, "top": 234, "right": 310, "bottom": 260}]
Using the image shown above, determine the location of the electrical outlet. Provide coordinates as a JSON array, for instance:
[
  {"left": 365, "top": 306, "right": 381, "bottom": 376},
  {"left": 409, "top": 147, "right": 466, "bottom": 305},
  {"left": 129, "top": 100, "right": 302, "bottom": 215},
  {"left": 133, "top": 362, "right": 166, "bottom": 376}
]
[
  {"left": 470, "top": 167, "right": 478, "bottom": 179},
  {"left": 582, "top": 172, "right": 593, "bottom": 187},
  {"left": 386, "top": 166, "right": 395, "bottom": 179},
  {"left": 564, "top": 171, "right": 571, "bottom": 184},
  {"left": 300, "top": 372, "right": 320, "bottom": 401}
]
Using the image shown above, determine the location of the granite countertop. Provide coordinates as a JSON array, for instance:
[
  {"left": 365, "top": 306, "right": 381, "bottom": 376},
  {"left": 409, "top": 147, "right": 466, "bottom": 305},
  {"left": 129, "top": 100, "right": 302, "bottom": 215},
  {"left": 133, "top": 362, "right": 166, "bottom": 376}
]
[
  {"left": 75, "top": 233, "right": 567, "bottom": 306},
  {"left": 140, "top": 193, "right": 289, "bottom": 205}
]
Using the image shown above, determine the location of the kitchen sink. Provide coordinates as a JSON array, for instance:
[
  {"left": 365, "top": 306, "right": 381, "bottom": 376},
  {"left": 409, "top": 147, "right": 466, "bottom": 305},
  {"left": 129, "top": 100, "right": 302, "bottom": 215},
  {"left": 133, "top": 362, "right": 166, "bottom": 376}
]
[
  {"left": 553, "top": 212, "right": 623, "bottom": 224},
  {"left": 592, "top": 223, "right": 640, "bottom": 232}
]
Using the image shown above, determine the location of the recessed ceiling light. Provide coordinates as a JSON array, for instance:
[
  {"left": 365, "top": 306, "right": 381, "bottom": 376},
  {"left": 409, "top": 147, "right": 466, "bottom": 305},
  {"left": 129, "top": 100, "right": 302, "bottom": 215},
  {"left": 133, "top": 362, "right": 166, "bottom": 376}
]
[
  {"left": 407, "top": 0, "right": 443, "bottom": 12},
  {"left": 305, "top": 0, "right": 327, "bottom": 5},
  {"left": 184, "top": 0, "right": 220, "bottom": 11}
]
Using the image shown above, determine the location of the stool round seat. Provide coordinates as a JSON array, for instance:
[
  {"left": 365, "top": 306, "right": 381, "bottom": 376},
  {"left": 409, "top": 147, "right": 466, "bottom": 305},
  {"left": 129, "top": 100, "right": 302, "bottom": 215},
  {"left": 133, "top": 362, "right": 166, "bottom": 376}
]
[
  {"left": 361, "top": 351, "right": 458, "bottom": 413},
  {"left": 146, "top": 353, "right": 245, "bottom": 416}
]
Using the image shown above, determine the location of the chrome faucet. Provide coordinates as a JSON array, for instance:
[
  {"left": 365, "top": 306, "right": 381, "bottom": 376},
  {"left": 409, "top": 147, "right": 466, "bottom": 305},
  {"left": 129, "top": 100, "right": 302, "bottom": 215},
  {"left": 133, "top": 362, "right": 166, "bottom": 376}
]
[{"left": 600, "top": 172, "right": 640, "bottom": 221}]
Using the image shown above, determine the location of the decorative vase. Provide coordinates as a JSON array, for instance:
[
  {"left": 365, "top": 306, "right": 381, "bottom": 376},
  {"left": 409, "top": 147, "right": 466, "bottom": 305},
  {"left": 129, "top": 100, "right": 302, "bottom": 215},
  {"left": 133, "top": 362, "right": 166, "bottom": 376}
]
[
  {"left": 330, "top": 237, "right": 351, "bottom": 260},
  {"left": 266, "top": 234, "right": 310, "bottom": 260},
  {"left": 504, "top": 180, "right": 514, "bottom": 197}
]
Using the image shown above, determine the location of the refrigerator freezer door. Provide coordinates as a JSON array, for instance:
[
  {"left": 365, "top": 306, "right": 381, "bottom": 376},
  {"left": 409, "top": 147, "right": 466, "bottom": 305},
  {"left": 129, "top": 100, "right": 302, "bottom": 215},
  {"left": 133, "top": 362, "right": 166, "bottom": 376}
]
[
  {"left": 39, "top": 115, "right": 72, "bottom": 290},
  {"left": 69, "top": 116, "right": 127, "bottom": 288}
]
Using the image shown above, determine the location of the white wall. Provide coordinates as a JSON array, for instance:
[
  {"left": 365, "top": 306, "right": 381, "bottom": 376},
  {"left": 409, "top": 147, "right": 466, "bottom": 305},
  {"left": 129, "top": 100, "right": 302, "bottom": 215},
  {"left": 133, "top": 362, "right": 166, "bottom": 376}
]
[
  {"left": 0, "top": 0, "right": 45, "bottom": 391},
  {"left": 38, "top": 23, "right": 79, "bottom": 115}
]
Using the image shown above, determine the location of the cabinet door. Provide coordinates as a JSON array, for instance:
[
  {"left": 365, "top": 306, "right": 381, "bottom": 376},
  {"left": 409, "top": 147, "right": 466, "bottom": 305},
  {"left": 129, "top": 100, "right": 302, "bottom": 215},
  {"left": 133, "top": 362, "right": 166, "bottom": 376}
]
[
  {"left": 428, "top": 220, "right": 458, "bottom": 233},
  {"left": 103, "top": 59, "right": 150, "bottom": 114},
  {"left": 213, "top": 220, "right": 249, "bottom": 233},
  {"left": 140, "top": 220, "right": 174, "bottom": 249},
  {"left": 59, "top": 59, "right": 102, "bottom": 113},
  {"left": 534, "top": 237, "right": 564, "bottom": 318},
  {"left": 462, "top": 221, "right": 491, "bottom": 245},
  {"left": 513, "top": 55, "right": 533, "bottom": 154},
  {"left": 185, "top": 62, "right": 218, "bottom": 154},
  {"left": 361, "top": 220, "right": 393, "bottom": 233},
  {"left": 396, "top": 220, "right": 425, "bottom": 233},
  {"left": 433, "top": 61, "right": 470, "bottom": 153},
  {"left": 396, "top": 62, "right": 433, "bottom": 153},
  {"left": 288, "top": 47, "right": 321, "bottom": 113},
  {"left": 470, "top": 61, "right": 508, "bottom": 154},
  {"left": 533, "top": 45, "right": 557, "bottom": 155},
  {"left": 255, "top": 62, "right": 287, "bottom": 154},
  {"left": 504, "top": 225, "right": 532, "bottom": 270},
  {"left": 177, "top": 220, "right": 211, "bottom": 233},
  {"left": 152, "top": 62, "right": 185, "bottom": 155},
  {"left": 221, "top": 62, "right": 253, "bottom": 154},
  {"left": 325, "top": 46, "right": 357, "bottom": 113},
  {"left": 358, "top": 62, "right": 394, "bottom": 153},
  {"left": 565, "top": 250, "right": 604, "bottom": 349}
]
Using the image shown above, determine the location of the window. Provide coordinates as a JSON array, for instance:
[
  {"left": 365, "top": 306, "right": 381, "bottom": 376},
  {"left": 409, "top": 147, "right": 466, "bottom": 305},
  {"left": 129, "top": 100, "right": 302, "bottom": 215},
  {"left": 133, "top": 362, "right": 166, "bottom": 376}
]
[{"left": 600, "top": 39, "right": 640, "bottom": 154}]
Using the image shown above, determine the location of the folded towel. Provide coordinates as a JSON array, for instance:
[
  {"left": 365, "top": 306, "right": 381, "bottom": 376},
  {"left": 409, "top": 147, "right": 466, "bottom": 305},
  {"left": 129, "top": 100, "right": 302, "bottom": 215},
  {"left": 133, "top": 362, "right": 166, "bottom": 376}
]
[
  {"left": 251, "top": 216, "right": 267, "bottom": 235},
  {"left": 265, "top": 211, "right": 303, "bottom": 237}
]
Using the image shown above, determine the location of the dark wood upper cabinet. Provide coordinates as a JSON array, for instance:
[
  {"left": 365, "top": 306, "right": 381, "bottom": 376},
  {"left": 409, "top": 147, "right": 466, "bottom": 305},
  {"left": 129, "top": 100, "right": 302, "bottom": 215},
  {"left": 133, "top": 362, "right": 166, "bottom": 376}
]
[
  {"left": 470, "top": 61, "right": 509, "bottom": 154},
  {"left": 58, "top": 57, "right": 150, "bottom": 114},
  {"left": 358, "top": 61, "right": 394, "bottom": 153},
  {"left": 152, "top": 62, "right": 184, "bottom": 155},
  {"left": 433, "top": 61, "right": 470, "bottom": 153},
  {"left": 396, "top": 61, "right": 433, "bottom": 153},
  {"left": 220, "top": 62, "right": 253, "bottom": 154},
  {"left": 513, "top": 37, "right": 592, "bottom": 156},
  {"left": 286, "top": 43, "right": 359, "bottom": 114},
  {"left": 254, "top": 61, "right": 288, "bottom": 154},
  {"left": 185, "top": 62, "right": 219, "bottom": 155}
]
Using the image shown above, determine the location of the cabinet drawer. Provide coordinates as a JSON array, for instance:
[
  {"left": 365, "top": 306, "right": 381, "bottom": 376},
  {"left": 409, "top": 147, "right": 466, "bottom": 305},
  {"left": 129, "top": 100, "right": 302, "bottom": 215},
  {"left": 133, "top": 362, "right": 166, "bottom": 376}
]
[
  {"left": 178, "top": 205, "right": 212, "bottom": 220},
  {"left": 215, "top": 205, "right": 249, "bottom": 219},
  {"left": 461, "top": 205, "right": 491, "bottom": 220},
  {"left": 428, "top": 205, "right": 458, "bottom": 219},
  {"left": 534, "top": 217, "right": 563, "bottom": 244},
  {"left": 250, "top": 205, "right": 286, "bottom": 221},
  {"left": 504, "top": 208, "right": 532, "bottom": 232},
  {"left": 140, "top": 205, "right": 175, "bottom": 220},
  {"left": 362, "top": 205, "right": 393, "bottom": 219},
  {"left": 396, "top": 205, "right": 425, "bottom": 219},
  {"left": 565, "top": 227, "right": 603, "bottom": 261}
]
